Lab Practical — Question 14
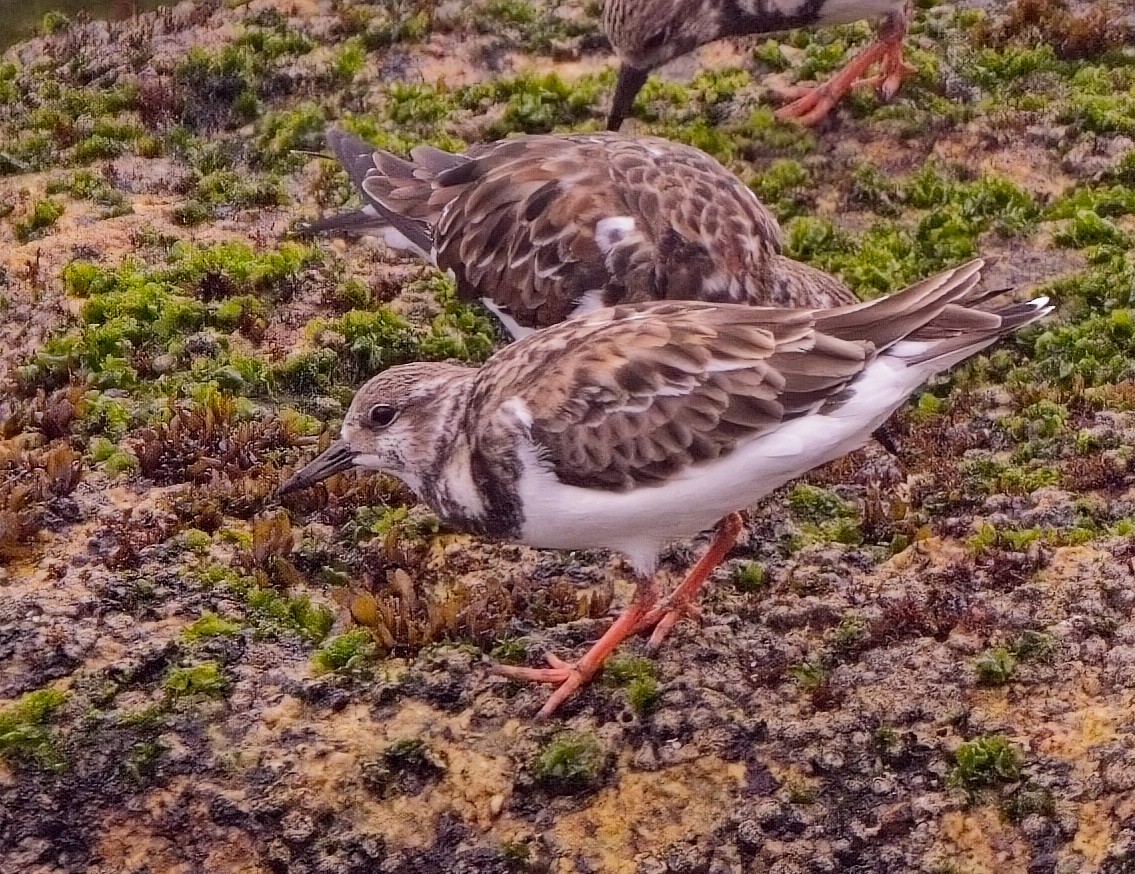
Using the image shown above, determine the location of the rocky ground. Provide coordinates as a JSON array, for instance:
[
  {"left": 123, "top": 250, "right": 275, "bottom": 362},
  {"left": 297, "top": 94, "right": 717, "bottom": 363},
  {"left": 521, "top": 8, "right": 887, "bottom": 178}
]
[{"left": 1, "top": 0, "right": 1135, "bottom": 872}]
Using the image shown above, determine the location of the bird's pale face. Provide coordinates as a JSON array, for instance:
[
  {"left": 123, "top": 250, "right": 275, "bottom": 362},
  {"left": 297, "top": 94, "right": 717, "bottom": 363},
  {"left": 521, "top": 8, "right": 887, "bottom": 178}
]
[{"left": 277, "top": 362, "right": 474, "bottom": 496}]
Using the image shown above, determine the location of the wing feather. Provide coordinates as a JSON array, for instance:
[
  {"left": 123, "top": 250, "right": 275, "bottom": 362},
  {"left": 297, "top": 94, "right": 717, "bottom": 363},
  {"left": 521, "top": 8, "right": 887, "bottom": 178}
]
[{"left": 471, "top": 302, "right": 868, "bottom": 491}]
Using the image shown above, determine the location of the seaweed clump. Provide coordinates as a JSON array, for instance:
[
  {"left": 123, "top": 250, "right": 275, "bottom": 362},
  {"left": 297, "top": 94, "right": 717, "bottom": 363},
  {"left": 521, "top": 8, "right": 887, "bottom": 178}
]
[
  {"left": 0, "top": 441, "right": 82, "bottom": 562},
  {"left": 973, "top": 0, "right": 1129, "bottom": 61}
]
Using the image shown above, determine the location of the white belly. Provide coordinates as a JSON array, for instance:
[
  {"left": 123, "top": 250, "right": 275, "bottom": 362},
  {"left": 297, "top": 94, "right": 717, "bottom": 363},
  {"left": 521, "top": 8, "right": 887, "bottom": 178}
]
[{"left": 514, "top": 352, "right": 925, "bottom": 573}]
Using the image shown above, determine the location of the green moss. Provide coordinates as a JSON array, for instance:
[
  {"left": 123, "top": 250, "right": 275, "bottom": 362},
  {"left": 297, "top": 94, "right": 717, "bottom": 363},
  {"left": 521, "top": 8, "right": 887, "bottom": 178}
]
[
  {"left": 463, "top": 72, "right": 603, "bottom": 136},
  {"left": 346, "top": 504, "right": 440, "bottom": 544},
  {"left": 829, "top": 614, "right": 867, "bottom": 651},
  {"left": 13, "top": 197, "right": 64, "bottom": 243},
  {"left": 246, "top": 589, "right": 334, "bottom": 642},
  {"left": 1048, "top": 186, "right": 1135, "bottom": 221},
  {"left": 475, "top": 0, "right": 594, "bottom": 53},
  {"left": 1055, "top": 210, "right": 1130, "bottom": 250},
  {"left": 974, "top": 647, "right": 1017, "bottom": 686},
  {"left": 387, "top": 82, "right": 456, "bottom": 126},
  {"left": 732, "top": 561, "right": 768, "bottom": 593},
  {"left": 0, "top": 687, "right": 68, "bottom": 771},
  {"left": 623, "top": 676, "right": 659, "bottom": 714},
  {"left": 1063, "top": 91, "right": 1135, "bottom": 136},
  {"left": 41, "top": 10, "right": 70, "bottom": 34},
  {"left": 949, "top": 735, "right": 1023, "bottom": 790},
  {"left": 257, "top": 102, "right": 326, "bottom": 169},
  {"left": 174, "top": 46, "right": 260, "bottom": 129},
  {"left": 19, "top": 241, "right": 321, "bottom": 396},
  {"left": 751, "top": 159, "right": 811, "bottom": 219},
  {"left": 287, "top": 276, "right": 495, "bottom": 390},
  {"left": 603, "top": 655, "right": 655, "bottom": 686},
  {"left": 331, "top": 37, "right": 366, "bottom": 84},
  {"left": 532, "top": 731, "right": 604, "bottom": 793},
  {"left": 1032, "top": 308, "right": 1135, "bottom": 388},
  {"left": 489, "top": 637, "right": 529, "bottom": 665},
  {"left": 234, "top": 20, "right": 314, "bottom": 59},
  {"left": 163, "top": 662, "right": 228, "bottom": 699},
  {"left": 184, "top": 612, "right": 242, "bottom": 640},
  {"left": 312, "top": 629, "right": 377, "bottom": 676},
  {"left": 788, "top": 483, "right": 862, "bottom": 545},
  {"left": 961, "top": 43, "right": 1062, "bottom": 91},
  {"left": 788, "top": 659, "right": 827, "bottom": 692},
  {"left": 45, "top": 170, "right": 131, "bottom": 217}
]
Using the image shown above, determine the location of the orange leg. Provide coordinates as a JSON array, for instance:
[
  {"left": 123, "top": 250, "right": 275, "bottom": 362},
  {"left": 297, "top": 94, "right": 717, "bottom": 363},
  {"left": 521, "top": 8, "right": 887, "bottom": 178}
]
[
  {"left": 634, "top": 512, "right": 744, "bottom": 650},
  {"left": 494, "top": 577, "right": 658, "bottom": 718},
  {"left": 776, "top": 3, "right": 914, "bottom": 126}
]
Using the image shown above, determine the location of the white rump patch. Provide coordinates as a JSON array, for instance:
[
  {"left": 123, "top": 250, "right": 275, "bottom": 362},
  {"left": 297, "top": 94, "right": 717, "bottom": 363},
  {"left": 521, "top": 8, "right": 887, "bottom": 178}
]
[
  {"left": 595, "top": 216, "right": 635, "bottom": 254},
  {"left": 568, "top": 289, "right": 608, "bottom": 319}
]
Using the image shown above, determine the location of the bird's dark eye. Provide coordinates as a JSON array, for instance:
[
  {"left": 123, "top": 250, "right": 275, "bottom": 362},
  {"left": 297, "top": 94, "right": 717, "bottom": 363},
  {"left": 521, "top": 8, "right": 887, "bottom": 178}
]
[{"left": 368, "top": 404, "right": 399, "bottom": 428}]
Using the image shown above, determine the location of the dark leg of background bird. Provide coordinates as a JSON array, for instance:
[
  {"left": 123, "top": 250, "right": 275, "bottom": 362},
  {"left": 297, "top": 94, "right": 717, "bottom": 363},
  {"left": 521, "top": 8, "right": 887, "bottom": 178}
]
[
  {"left": 494, "top": 577, "right": 659, "bottom": 717},
  {"left": 606, "top": 64, "right": 649, "bottom": 130},
  {"left": 775, "top": 1, "right": 915, "bottom": 125},
  {"left": 634, "top": 511, "right": 744, "bottom": 649}
]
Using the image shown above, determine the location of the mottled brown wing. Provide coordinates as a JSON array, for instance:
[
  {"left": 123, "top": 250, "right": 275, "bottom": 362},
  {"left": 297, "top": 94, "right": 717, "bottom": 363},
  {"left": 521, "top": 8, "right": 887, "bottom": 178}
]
[
  {"left": 473, "top": 301, "right": 873, "bottom": 491},
  {"left": 431, "top": 135, "right": 618, "bottom": 325},
  {"left": 380, "top": 133, "right": 786, "bottom": 328}
]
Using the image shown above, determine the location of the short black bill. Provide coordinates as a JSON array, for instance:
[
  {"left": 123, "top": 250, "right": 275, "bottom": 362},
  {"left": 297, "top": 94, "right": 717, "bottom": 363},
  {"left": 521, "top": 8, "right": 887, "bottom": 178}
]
[
  {"left": 278, "top": 440, "right": 358, "bottom": 496},
  {"left": 607, "top": 64, "right": 650, "bottom": 131}
]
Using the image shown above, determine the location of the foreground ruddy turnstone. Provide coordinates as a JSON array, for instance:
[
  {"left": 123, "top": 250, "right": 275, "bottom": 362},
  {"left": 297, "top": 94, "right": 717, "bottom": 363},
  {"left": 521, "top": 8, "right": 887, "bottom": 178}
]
[
  {"left": 278, "top": 258, "right": 1051, "bottom": 716},
  {"left": 604, "top": 0, "right": 916, "bottom": 128},
  {"left": 305, "top": 129, "right": 856, "bottom": 340}
]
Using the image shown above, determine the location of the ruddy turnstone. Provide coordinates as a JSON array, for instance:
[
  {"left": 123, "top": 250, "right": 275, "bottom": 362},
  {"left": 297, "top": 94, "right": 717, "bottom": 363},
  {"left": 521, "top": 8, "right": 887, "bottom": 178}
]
[
  {"left": 604, "top": 0, "right": 916, "bottom": 128},
  {"left": 278, "top": 258, "right": 1051, "bottom": 716},
  {"left": 304, "top": 129, "right": 856, "bottom": 340}
]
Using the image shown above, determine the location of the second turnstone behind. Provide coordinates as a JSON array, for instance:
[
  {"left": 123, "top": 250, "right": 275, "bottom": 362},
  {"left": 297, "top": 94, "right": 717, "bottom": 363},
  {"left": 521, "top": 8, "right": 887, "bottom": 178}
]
[
  {"left": 603, "top": 0, "right": 916, "bottom": 129},
  {"left": 278, "top": 259, "right": 1051, "bottom": 716},
  {"left": 304, "top": 129, "right": 856, "bottom": 340}
]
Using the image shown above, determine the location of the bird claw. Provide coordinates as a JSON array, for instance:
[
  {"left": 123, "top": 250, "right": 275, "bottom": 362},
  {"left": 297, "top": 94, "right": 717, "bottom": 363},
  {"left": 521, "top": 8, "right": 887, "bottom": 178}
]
[
  {"left": 634, "top": 601, "right": 703, "bottom": 650},
  {"left": 494, "top": 653, "right": 588, "bottom": 717},
  {"left": 853, "top": 60, "right": 917, "bottom": 102},
  {"left": 775, "top": 88, "right": 838, "bottom": 126}
]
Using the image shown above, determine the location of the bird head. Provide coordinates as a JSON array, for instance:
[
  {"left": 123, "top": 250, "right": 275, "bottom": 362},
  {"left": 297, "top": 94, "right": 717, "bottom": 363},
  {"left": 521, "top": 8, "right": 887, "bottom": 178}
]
[
  {"left": 603, "top": 0, "right": 721, "bottom": 129},
  {"left": 277, "top": 362, "right": 474, "bottom": 496}
]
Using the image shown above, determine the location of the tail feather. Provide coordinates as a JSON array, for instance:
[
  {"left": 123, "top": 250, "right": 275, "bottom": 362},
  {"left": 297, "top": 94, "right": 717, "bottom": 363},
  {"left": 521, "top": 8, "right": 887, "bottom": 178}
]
[
  {"left": 308, "top": 128, "right": 436, "bottom": 258},
  {"left": 894, "top": 296, "right": 1053, "bottom": 369},
  {"left": 297, "top": 208, "right": 381, "bottom": 238},
  {"left": 817, "top": 259, "right": 987, "bottom": 351}
]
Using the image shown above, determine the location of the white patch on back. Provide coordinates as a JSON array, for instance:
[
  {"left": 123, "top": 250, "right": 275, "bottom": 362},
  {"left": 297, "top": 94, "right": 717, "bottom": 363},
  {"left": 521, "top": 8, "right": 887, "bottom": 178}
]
[
  {"left": 502, "top": 397, "right": 534, "bottom": 429},
  {"left": 481, "top": 297, "right": 534, "bottom": 341},
  {"left": 568, "top": 289, "right": 608, "bottom": 319},
  {"left": 595, "top": 216, "right": 636, "bottom": 254}
]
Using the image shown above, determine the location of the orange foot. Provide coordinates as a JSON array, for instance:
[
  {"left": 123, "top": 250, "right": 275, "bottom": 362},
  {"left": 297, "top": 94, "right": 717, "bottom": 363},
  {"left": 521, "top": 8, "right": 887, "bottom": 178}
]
[
  {"left": 495, "top": 582, "right": 657, "bottom": 717},
  {"left": 776, "top": 4, "right": 914, "bottom": 126},
  {"left": 494, "top": 512, "right": 745, "bottom": 717}
]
